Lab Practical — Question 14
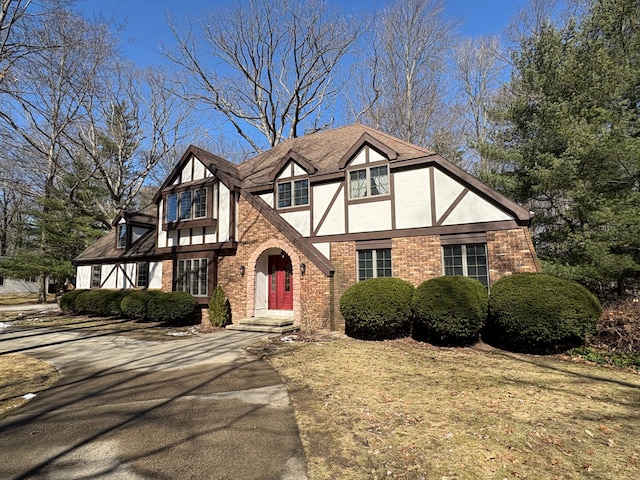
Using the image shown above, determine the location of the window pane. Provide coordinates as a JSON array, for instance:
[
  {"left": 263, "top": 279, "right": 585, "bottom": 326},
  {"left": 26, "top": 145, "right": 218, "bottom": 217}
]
[
  {"left": 180, "top": 191, "right": 192, "bottom": 220},
  {"left": 278, "top": 183, "right": 292, "bottom": 208},
  {"left": 370, "top": 166, "right": 389, "bottom": 195},
  {"left": 376, "top": 249, "right": 392, "bottom": 277},
  {"left": 137, "top": 262, "right": 148, "bottom": 287},
  {"left": 91, "top": 265, "right": 101, "bottom": 288},
  {"left": 191, "top": 259, "right": 199, "bottom": 295},
  {"left": 199, "top": 259, "right": 208, "bottom": 296},
  {"left": 167, "top": 193, "right": 178, "bottom": 223},
  {"left": 117, "top": 225, "right": 127, "bottom": 249},
  {"left": 443, "top": 245, "right": 464, "bottom": 276},
  {"left": 349, "top": 169, "right": 367, "bottom": 198},
  {"left": 466, "top": 244, "right": 489, "bottom": 287},
  {"left": 194, "top": 188, "right": 207, "bottom": 218},
  {"left": 294, "top": 179, "right": 309, "bottom": 205},
  {"left": 358, "top": 250, "right": 373, "bottom": 281}
]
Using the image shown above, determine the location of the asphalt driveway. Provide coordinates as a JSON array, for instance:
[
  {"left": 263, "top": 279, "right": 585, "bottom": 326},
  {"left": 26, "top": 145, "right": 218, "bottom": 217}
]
[{"left": 0, "top": 322, "right": 307, "bottom": 479}]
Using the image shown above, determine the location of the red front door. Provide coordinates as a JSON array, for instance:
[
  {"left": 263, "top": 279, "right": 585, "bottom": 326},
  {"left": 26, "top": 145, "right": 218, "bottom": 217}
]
[{"left": 268, "top": 255, "right": 293, "bottom": 310}]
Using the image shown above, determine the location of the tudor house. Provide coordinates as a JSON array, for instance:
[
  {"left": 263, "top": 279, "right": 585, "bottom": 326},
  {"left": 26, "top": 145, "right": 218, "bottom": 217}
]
[{"left": 73, "top": 124, "right": 540, "bottom": 331}]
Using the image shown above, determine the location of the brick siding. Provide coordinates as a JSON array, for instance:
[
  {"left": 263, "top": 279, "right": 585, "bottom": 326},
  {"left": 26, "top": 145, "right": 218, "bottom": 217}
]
[
  {"left": 487, "top": 227, "right": 541, "bottom": 283},
  {"left": 216, "top": 196, "right": 331, "bottom": 331}
]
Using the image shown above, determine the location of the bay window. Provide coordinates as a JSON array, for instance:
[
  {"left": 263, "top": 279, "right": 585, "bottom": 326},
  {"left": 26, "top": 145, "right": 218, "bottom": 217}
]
[{"left": 166, "top": 187, "right": 207, "bottom": 223}]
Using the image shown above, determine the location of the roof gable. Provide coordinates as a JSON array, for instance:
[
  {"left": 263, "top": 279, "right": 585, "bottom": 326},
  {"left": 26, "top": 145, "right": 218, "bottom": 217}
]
[
  {"left": 268, "top": 150, "right": 318, "bottom": 182},
  {"left": 338, "top": 132, "right": 398, "bottom": 169},
  {"left": 152, "top": 145, "right": 241, "bottom": 203}
]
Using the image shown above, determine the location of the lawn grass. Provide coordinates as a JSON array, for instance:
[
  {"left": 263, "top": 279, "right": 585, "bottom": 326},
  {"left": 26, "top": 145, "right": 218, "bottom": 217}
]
[
  {"left": 266, "top": 337, "right": 640, "bottom": 480},
  {"left": 0, "top": 354, "right": 59, "bottom": 419},
  {"left": 0, "top": 293, "right": 54, "bottom": 306}
]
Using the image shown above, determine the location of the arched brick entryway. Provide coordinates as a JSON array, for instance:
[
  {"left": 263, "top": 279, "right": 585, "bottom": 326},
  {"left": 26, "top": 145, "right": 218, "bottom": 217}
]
[{"left": 245, "top": 239, "right": 302, "bottom": 320}]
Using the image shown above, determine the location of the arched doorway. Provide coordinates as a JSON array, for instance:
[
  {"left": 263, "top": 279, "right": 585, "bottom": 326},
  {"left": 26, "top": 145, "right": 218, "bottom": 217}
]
[
  {"left": 250, "top": 244, "right": 299, "bottom": 318},
  {"left": 267, "top": 252, "right": 293, "bottom": 311}
]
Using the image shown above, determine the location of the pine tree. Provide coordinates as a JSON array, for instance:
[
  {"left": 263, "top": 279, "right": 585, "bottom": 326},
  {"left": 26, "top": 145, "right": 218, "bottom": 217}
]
[{"left": 482, "top": 0, "right": 640, "bottom": 296}]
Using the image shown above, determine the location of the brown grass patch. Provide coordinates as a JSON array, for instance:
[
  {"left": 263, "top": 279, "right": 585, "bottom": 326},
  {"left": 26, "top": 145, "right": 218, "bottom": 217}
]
[
  {"left": 0, "top": 354, "right": 59, "bottom": 419},
  {"left": 266, "top": 337, "right": 640, "bottom": 480},
  {"left": 0, "top": 293, "right": 54, "bottom": 306}
]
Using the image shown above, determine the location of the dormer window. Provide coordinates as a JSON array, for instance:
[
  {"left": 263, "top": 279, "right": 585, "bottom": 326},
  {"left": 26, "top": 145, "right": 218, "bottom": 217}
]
[
  {"left": 117, "top": 224, "right": 127, "bottom": 249},
  {"left": 277, "top": 179, "right": 309, "bottom": 209},
  {"left": 349, "top": 165, "right": 389, "bottom": 199},
  {"left": 166, "top": 188, "right": 208, "bottom": 223}
]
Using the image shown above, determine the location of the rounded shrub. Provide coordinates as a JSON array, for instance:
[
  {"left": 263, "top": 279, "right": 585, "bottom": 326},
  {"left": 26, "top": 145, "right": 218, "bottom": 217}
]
[
  {"left": 59, "top": 289, "right": 89, "bottom": 313},
  {"left": 75, "top": 290, "right": 114, "bottom": 315},
  {"left": 208, "top": 285, "right": 231, "bottom": 327},
  {"left": 412, "top": 276, "right": 488, "bottom": 346},
  {"left": 484, "top": 273, "right": 602, "bottom": 354},
  {"left": 147, "top": 291, "right": 198, "bottom": 326},
  {"left": 121, "top": 290, "right": 163, "bottom": 321},
  {"left": 340, "top": 277, "right": 414, "bottom": 340},
  {"left": 97, "top": 290, "right": 132, "bottom": 317}
]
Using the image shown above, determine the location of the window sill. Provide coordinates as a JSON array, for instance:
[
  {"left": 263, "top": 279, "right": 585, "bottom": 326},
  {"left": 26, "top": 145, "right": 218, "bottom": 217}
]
[{"left": 164, "top": 218, "right": 217, "bottom": 231}]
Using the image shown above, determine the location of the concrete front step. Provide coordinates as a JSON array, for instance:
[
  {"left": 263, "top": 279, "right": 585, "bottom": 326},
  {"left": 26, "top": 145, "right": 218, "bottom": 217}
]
[{"left": 226, "top": 316, "right": 298, "bottom": 334}]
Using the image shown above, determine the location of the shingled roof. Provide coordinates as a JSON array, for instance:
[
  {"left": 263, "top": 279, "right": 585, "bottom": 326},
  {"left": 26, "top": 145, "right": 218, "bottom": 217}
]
[{"left": 238, "top": 123, "right": 434, "bottom": 190}]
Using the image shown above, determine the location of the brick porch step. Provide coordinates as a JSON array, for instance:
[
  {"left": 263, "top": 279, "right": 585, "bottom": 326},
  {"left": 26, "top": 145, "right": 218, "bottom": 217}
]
[{"left": 226, "top": 316, "right": 297, "bottom": 334}]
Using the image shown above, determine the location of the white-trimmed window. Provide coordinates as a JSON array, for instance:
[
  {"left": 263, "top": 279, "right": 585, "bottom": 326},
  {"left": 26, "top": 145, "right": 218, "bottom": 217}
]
[
  {"left": 116, "top": 225, "right": 127, "bottom": 249},
  {"left": 443, "top": 244, "right": 489, "bottom": 287},
  {"left": 136, "top": 262, "right": 149, "bottom": 288},
  {"left": 358, "top": 248, "right": 392, "bottom": 281},
  {"left": 277, "top": 179, "right": 309, "bottom": 208},
  {"left": 91, "top": 265, "right": 102, "bottom": 288},
  {"left": 176, "top": 258, "right": 208, "bottom": 296},
  {"left": 349, "top": 165, "right": 389, "bottom": 199},
  {"left": 166, "top": 188, "right": 207, "bottom": 223}
]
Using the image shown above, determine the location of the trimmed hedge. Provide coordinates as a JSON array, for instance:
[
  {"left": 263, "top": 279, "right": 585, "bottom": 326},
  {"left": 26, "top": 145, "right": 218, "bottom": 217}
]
[
  {"left": 412, "top": 276, "right": 488, "bottom": 346},
  {"left": 340, "top": 277, "right": 414, "bottom": 340},
  {"left": 147, "top": 291, "right": 198, "bottom": 326},
  {"left": 121, "top": 290, "right": 163, "bottom": 321},
  {"left": 98, "top": 290, "right": 131, "bottom": 317},
  {"left": 75, "top": 290, "right": 115, "bottom": 315},
  {"left": 59, "top": 289, "right": 89, "bottom": 313},
  {"left": 208, "top": 286, "right": 231, "bottom": 327},
  {"left": 484, "top": 273, "right": 602, "bottom": 354}
]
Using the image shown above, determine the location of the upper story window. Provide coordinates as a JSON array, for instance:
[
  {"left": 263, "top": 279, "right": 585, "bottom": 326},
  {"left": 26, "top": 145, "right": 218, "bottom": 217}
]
[
  {"left": 116, "top": 225, "right": 127, "bottom": 249},
  {"left": 349, "top": 165, "right": 389, "bottom": 199},
  {"left": 277, "top": 179, "right": 309, "bottom": 209},
  {"left": 166, "top": 187, "right": 207, "bottom": 223}
]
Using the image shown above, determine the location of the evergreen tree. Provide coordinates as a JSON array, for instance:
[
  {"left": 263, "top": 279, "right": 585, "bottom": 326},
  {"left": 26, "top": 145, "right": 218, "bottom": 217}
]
[{"left": 482, "top": 0, "right": 640, "bottom": 296}]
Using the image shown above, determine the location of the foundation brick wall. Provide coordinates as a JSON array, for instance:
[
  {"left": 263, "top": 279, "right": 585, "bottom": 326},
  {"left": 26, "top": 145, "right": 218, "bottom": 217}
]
[
  {"left": 329, "top": 241, "right": 356, "bottom": 330},
  {"left": 161, "top": 259, "right": 173, "bottom": 292},
  {"left": 487, "top": 227, "right": 541, "bottom": 283},
  {"left": 392, "top": 235, "right": 442, "bottom": 286},
  {"left": 216, "top": 196, "right": 331, "bottom": 331}
]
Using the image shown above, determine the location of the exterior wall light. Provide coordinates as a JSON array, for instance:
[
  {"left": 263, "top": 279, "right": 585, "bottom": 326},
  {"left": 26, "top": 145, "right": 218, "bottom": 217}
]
[
  {"left": 239, "top": 265, "right": 245, "bottom": 276},
  {"left": 300, "top": 262, "right": 306, "bottom": 276}
]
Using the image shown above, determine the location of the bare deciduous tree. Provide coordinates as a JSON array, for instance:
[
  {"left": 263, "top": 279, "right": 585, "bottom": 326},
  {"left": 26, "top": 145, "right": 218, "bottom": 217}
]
[
  {"left": 77, "top": 63, "right": 193, "bottom": 216},
  {"left": 164, "top": 0, "right": 362, "bottom": 153},
  {"left": 453, "top": 36, "right": 506, "bottom": 172},
  {"left": 354, "top": 0, "right": 458, "bottom": 149}
]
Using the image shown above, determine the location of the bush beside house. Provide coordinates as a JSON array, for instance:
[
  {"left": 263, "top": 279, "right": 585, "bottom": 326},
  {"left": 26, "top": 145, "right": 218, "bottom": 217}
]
[
  {"left": 208, "top": 286, "right": 231, "bottom": 327},
  {"left": 60, "top": 289, "right": 198, "bottom": 326},
  {"left": 484, "top": 273, "right": 602, "bottom": 354},
  {"left": 412, "top": 276, "right": 488, "bottom": 346},
  {"left": 340, "top": 277, "right": 414, "bottom": 340}
]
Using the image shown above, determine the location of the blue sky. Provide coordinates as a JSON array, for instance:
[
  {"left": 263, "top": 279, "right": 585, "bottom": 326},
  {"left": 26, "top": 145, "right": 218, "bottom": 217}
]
[{"left": 78, "top": 0, "right": 533, "bottom": 67}]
